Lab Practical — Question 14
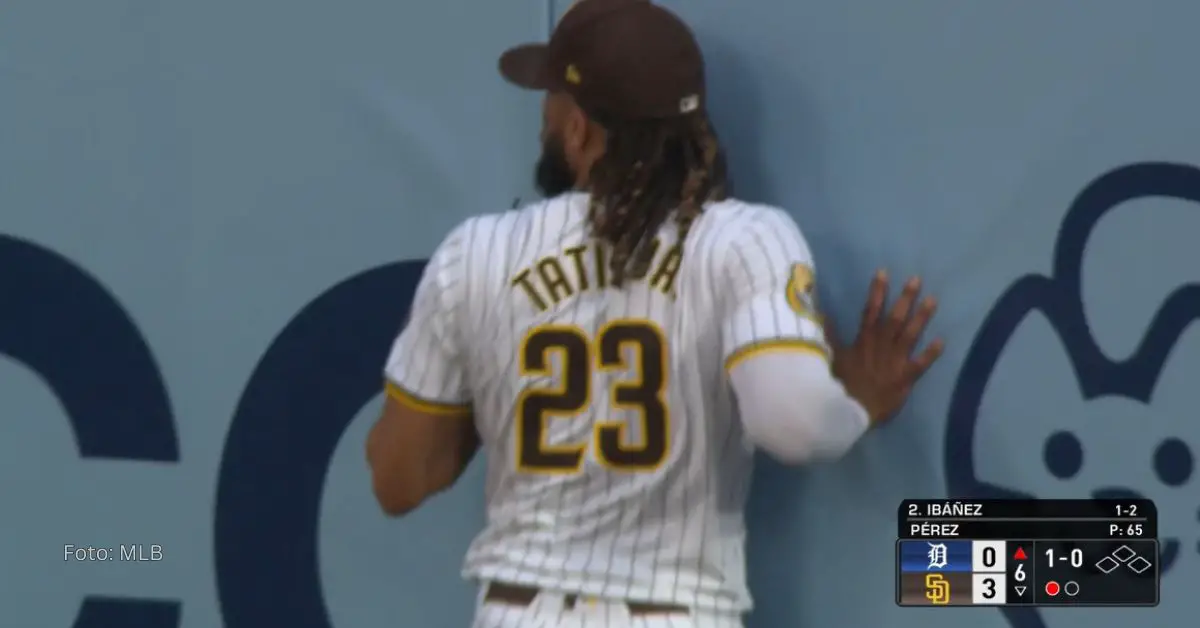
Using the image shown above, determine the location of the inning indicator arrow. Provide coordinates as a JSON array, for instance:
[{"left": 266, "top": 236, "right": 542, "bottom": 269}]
[
  {"left": 1013, "top": 547, "right": 1027, "bottom": 560},
  {"left": 1015, "top": 586, "right": 1027, "bottom": 596}
]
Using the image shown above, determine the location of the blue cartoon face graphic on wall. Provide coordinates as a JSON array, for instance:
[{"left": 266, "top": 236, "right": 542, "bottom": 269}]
[{"left": 945, "top": 162, "right": 1200, "bottom": 628}]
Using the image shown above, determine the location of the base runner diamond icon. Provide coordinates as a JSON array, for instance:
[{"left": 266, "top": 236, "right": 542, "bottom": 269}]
[
  {"left": 1127, "top": 556, "right": 1152, "bottom": 574},
  {"left": 1111, "top": 546, "right": 1136, "bottom": 563},
  {"left": 1095, "top": 556, "right": 1120, "bottom": 574}
]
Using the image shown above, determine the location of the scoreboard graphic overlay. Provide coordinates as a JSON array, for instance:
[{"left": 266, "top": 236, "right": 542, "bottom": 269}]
[{"left": 896, "top": 499, "right": 1159, "bottom": 607}]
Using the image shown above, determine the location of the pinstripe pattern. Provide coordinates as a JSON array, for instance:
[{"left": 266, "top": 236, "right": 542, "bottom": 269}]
[
  {"left": 384, "top": 193, "right": 825, "bottom": 622},
  {"left": 471, "top": 590, "right": 743, "bottom": 628}
]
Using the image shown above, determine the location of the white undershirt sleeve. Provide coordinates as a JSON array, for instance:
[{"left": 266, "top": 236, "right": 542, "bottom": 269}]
[{"left": 728, "top": 351, "right": 869, "bottom": 463}]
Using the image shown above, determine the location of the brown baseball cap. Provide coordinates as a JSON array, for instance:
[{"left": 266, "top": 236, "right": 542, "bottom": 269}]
[{"left": 498, "top": 0, "right": 705, "bottom": 119}]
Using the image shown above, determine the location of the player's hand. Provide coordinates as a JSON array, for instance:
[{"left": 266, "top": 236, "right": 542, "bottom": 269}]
[{"left": 824, "top": 270, "right": 944, "bottom": 425}]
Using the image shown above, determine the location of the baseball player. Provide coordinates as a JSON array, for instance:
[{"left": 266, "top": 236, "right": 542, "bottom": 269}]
[{"left": 366, "top": 1, "right": 944, "bottom": 626}]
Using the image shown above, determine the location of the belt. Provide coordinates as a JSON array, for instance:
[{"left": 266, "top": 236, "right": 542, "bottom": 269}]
[{"left": 484, "top": 582, "right": 689, "bottom": 616}]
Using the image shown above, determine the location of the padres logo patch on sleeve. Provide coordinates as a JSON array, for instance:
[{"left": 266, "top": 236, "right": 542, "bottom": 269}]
[{"left": 785, "top": 263, "right": 817, "bottom": 315}]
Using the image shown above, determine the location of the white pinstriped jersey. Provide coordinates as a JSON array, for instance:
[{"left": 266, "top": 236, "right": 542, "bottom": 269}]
[{"left": 384, "top": 192, "right": 827, "bottom": 613}]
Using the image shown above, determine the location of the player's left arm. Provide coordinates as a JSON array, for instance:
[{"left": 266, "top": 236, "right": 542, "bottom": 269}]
[{"left": 367, "top": 222, "right": 479, "bottom": 516}]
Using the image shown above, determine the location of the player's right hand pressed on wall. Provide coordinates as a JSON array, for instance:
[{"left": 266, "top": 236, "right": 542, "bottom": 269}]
[{"left": 824, "top": 270, "right": 944, "bottom": 425}]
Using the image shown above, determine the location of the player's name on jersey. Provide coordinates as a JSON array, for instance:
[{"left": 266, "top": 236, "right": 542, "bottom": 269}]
[{"left": 510, "top": 237, "right": 684, "bottom": 312}]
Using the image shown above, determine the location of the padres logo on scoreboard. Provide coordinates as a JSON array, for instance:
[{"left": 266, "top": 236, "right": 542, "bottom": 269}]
[{"left": 925, "top": 574, "right": 950, "bottom": 605}]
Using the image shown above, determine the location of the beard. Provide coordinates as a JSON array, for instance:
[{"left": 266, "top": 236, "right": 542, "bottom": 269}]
[{"left": 534, "top": 133, "right": 577, "bottom": 198}]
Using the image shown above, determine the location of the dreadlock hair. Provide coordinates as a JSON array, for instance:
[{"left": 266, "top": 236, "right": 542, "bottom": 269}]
[{"left": 585, "top": 110, "right": 729, "bottom": 286}]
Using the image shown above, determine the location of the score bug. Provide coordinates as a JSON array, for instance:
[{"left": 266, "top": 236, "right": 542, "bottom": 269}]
[{"left": 897, "top": 499, "right": 1160, "bottom": 607}]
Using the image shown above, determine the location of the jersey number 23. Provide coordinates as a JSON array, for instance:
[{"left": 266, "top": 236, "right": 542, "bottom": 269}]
[{"left": 516, "top": 320, "right": 669, "bottom": 474}]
